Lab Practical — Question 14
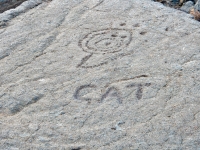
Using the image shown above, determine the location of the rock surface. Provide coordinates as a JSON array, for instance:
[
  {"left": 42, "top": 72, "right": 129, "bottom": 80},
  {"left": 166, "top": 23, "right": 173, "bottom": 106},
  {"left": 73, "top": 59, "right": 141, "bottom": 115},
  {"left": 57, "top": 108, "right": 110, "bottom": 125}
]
[
  {"left": 194, "top": 0, "right": 200, "bottom": 11},
  {"left": 0, "top": 0, "right": 200, "bottom": 149},
  {"left": 180, "top": 1, "right": 194, "bottom": 12},
  {"left": 0, "top": 0, "right": 27, "bottom": 13}
]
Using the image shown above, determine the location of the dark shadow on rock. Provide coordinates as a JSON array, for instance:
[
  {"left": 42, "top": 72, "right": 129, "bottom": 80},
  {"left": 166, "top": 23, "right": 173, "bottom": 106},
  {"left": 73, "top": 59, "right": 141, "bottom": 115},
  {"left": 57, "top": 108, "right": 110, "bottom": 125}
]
[{"left": 0, "top": 0, "right": 27, "bottom": 13}]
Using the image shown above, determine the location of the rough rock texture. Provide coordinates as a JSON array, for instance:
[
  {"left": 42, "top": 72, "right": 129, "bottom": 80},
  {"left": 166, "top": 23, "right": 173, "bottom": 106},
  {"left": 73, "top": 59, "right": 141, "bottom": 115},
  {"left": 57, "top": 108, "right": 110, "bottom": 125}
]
[
  {"left": 0, "top": 0, "right": 27, "bottom": 13},
  {"left": 0, "top": 0, "right": 43, "bottom": 27},
  {"left": 195, "top": 0, "right": 200, "bottom": 11},
  {"left": 0, "top": 0, "right": 200, "bottom": 149},
  {"left": 180, "top": 1, "right": 194, "bottom": 12}
]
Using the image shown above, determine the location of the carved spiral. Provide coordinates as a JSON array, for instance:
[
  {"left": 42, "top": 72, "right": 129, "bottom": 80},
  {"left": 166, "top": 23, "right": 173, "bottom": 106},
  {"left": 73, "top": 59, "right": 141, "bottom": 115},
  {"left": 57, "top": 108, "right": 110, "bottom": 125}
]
[{"left": 79, "top": 29, "right": 132, "bottom": 54}]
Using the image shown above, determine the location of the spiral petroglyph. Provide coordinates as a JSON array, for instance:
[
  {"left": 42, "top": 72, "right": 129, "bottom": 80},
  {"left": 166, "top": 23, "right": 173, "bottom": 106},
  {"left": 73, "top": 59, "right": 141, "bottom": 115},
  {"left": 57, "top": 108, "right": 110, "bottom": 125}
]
[
  {"left": 77, "top": 28, "right": 132, "bottom": 68},
  {"left": 79, "top": 28, "right": 132, "bottom": 54}
]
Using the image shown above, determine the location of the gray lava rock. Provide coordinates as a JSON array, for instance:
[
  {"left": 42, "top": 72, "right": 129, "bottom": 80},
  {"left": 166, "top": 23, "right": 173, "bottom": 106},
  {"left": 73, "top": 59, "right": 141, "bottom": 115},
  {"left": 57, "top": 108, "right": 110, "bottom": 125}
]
[
  {"left": 0, "top": 0, "right": 200, "bottom": 149},
  {"left": 180, "top": 1, "right": 194, "bottom": 12},
  {"left": 194, "top": 0, "right": 200, "bottom": 11},
  {"left": 0, "top": 0, "right": 42, "bottom": 23},
  {"left": 0, "top": 0, "right": 27, "bottom": 13}
]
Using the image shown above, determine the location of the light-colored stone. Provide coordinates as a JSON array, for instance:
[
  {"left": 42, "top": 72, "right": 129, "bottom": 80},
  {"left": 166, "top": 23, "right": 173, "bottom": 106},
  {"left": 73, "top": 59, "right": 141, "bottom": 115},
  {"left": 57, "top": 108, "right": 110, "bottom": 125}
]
[
  {"left": 0, "top": 0, "right": 200, "bottom": 149},
  {"left": 28, "top": 123, "right": 39, "bottom": 131}
]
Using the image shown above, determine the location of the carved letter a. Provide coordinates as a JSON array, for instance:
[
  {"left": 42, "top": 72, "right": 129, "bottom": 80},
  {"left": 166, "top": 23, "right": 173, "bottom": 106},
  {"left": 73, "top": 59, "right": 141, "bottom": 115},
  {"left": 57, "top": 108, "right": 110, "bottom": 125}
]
[{"left": 101, "top": 87, "right": 122, "bottom": 104}]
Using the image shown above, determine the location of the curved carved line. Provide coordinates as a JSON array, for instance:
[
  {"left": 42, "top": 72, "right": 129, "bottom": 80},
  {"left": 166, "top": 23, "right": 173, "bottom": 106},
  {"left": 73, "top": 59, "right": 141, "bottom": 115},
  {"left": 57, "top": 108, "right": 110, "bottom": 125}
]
[{"left": 74, "top": 84, "right": 96, "bottom": 100}]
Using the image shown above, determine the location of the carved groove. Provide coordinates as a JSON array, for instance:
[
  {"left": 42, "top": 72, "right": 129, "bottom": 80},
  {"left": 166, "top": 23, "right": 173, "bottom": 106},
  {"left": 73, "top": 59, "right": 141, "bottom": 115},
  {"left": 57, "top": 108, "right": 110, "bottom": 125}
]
[
  {"left": 101, "top": 87, "right": 122, "bottom": 104},
  {"left": 126, "top": 83, "right": 151, "bottom": 100},
  {"left": 77, "top": 28, "right": 132, "bottom": 68},
  {"left": 74, "top": 84, "right": 96, "bottom": 101}
]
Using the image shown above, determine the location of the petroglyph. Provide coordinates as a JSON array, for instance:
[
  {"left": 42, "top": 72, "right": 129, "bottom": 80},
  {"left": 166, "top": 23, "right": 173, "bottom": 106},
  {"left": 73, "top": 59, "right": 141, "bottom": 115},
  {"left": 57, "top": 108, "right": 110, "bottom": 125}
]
[
  {"left": 79, "top": 28, "right": 132, "bottom": 54},
  {"left": 77, "top": 28, "right": 132, "bottom": 68},
  {"left": 1, "top": 0, "right": 200, "bottom": 149},
  {"left": 73, "top": 82, "right": 151, "bottom": 104},
  {"left": 72, "top": 76, "right": 165, "bottom": 104},
  {"left": 101, "top": 87, "right": 122, "bottom": 104},
  {"left": 74, "top": 84, "right": 97, "bottom": 101},
  {"left": 126, "top": 83, "right": 151, "bottom": 100}
]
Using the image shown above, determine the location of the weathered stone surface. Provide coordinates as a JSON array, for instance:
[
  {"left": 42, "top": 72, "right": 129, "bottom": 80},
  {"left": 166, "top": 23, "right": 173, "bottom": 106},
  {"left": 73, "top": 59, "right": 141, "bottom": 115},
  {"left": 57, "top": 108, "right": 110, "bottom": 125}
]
[
  {"left": 0, "top": 0, "right": 27, "bottom": 13},
  {"left": 0, "top": 0, "right": 200, "bottom": 149},
  {"left": 0, "top": 0, "right": 43, "bottom": 26},
  {"left": 194, "top": 0, "right": 200, "bottom": 11},
  {"left": 180, "top": 1, "right": 194, "bottom": 12}
]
